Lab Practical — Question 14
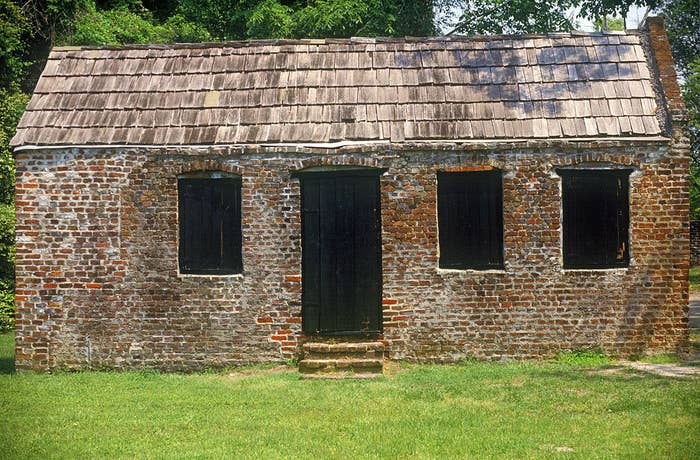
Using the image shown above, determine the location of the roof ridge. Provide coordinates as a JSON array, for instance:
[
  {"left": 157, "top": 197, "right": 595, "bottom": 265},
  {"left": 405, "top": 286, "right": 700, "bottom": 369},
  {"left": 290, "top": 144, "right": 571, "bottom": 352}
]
[{"left": 51, "top": 29, "right": 642, "bottom": 52}]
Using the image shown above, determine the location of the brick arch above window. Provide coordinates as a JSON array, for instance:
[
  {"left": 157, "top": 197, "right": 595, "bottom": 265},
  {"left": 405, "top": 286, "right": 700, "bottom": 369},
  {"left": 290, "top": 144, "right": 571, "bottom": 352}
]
[{"left": 177, "top": 170, "right": 241, "bottom": 179}]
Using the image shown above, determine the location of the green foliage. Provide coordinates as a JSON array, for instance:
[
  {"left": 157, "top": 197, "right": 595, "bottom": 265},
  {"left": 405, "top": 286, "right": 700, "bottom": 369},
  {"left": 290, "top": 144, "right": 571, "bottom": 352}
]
[
  {"left": 661, "top": 0, "right": 700, "bottom": 79},
  {"left": 0, "top": 0, "right": 31, "bottom": 90},
  {"left": 556, "top": 349, "right": 610, "bottom": 365},
  {"left": 246, "top": 0, "right": 293, "bottom": 39},
  {"left": 0, "top": 204, "right": 14, "bottom": 333},
  {"left": 176, "top": 0, "right": 252, "bottom": 40},
  {"left": 661, "top": 0, "right": 699, "bottom": 217},
  {"left": 576, "top": 0, "right": 662, "bottom": 22},
  {"left": 0, "top": 11, "right": 27, "bottom": 332},
  {"left": 64, "top": 2, "right": 209, "bottom": 45},
  {"left": 27, "top": 0, "right": 435, "bottom": 47},
  {"left": 178, "top": 0, "right": 432, "bottom": 40},
  {"left": 162, "top": 14, "right": 213, "bottom": 43},
  {"left": 0, "top": 204, "right": 14, "bottom": 280},
  {"left": 681, "top": 62, "right": 700, "bottom": 218},
  {"left": 0, "top": 289, "right": 13, "bottom": 333},
  {"left": 394, "top": 0, "right": 435, "bottom": 36},
  {"left": 684, "top": 61, "right": 700, "bottom": 126},
  {"left": 447, "top": 0, "right": 578, "bottom": 35},
  {"left": 141, "top": 0, "right": 180, "bottom": 21},
  {"left": 0, "top": 89, "right": 25, "bottom": 333},
  {"left": 22, "top": 0, "right": 92, "bottom": 42},
  {"left": 0, "top": 90, "right": 29, "bottom": 205},
  {"left": 690, "top": 266, "right": 700, "bottom": 289},
  {"left": 690, "top": 159, "right": 700, "bottom": 220},
  {"left": 291, "top": 0, "right": 398, "bottom": 38},
  {"left": 445, "top": 0, "right": 669, "bottom": 35},
  {"left": 593, "top": 15, "right": 625, "bottom": 31},
  {"left": 691, "top": 334, "right": 700, "bottom": 353},
  {"left": 631, "top": 354, "right": 681, "bottom": 364}
]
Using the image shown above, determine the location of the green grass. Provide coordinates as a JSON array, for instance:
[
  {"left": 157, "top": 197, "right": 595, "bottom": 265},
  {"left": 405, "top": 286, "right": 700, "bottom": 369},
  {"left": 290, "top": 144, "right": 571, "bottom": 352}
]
[
  {"left": 1, "top": 333, "right": 699, "bottom": 459},
  {"left": 690, "top": 267, "right": 700, "bottom": 292},
  {"left": 633, "top": 354, "right": 683, "bottom": 364},
  {"left": 555, "top": 349, "right": 610, "bottom": 366},
  {"left": 0, "top": 332, "right": 13, "bottom": 375}
]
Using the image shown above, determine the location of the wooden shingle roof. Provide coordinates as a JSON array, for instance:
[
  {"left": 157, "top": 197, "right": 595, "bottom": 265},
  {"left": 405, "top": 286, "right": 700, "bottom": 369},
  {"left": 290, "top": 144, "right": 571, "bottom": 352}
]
[{"left": 11, "top": 31, "right": 665, "bottom": 148}]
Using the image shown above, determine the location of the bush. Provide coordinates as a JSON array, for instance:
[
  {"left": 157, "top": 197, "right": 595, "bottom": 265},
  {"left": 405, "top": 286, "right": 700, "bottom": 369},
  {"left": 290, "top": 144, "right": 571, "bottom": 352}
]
[
  {"left": 0, "top": 203, "right": 14, "bottom": 332},
  {"left": 0, "top": 90, "right": 29, "bottom": 205},
  {"left": 0, "top": 287, "right": 13, "bottom": 332},
  {"left": 66, "top": 3, "right": 209, "bottom": 46},
  {"left": 0, "top": 203, "right": 14, "bottom": 283}
]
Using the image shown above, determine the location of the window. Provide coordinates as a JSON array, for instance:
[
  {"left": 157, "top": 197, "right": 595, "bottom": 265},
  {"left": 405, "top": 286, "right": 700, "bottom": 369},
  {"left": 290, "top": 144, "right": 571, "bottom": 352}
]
[
  {"left": 437, "top": 169, "right": 504, "bottom": 269},
  {"left": 178, "top": 173, "right": 242, "bottom": 274},
  {"left": 559, "top": 169, "right": 630, "bottom": 269}
]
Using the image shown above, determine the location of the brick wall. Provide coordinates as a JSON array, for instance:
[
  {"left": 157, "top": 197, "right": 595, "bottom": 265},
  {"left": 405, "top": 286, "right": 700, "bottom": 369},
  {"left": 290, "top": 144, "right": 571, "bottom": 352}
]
[{"left": 14, "top": 136, "right": 690, "bottom": 370}]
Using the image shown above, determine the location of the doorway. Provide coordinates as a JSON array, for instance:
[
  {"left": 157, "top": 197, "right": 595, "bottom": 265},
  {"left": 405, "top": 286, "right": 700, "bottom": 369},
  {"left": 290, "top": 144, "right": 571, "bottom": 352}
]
[{"left": 297, "top": 169, "right": 383, "bottom": 334}]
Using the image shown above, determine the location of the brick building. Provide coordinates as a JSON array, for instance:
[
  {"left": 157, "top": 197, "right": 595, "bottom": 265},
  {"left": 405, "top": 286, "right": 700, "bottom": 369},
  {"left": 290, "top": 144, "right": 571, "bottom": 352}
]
[{"left": 11, "top": 17, "right": 690, "bottom": 372}]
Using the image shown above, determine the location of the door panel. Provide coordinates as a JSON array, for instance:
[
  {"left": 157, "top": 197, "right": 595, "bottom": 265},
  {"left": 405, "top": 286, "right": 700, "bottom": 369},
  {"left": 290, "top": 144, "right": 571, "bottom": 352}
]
[{"left": 300, "top": 172, "right": 382, "bottom": 334}]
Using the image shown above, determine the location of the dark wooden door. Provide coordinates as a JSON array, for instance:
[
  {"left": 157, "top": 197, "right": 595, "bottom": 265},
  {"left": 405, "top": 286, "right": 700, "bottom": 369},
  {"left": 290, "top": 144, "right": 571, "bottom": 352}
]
[{"left": 299, "top": 172, "right": 382, "bottom": 334}]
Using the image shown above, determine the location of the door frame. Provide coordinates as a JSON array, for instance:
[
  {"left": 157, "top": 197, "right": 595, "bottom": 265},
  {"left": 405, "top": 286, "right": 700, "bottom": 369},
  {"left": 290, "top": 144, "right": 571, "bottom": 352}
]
[{"left": 292, "top": 166, "right": 386, "bottom": 336}]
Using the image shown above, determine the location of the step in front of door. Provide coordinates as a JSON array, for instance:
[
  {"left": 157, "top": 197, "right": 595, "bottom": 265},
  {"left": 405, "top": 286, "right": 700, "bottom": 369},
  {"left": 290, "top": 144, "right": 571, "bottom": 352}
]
[{"left": 299, "top": 341, "right": 385, "bottom": 379}]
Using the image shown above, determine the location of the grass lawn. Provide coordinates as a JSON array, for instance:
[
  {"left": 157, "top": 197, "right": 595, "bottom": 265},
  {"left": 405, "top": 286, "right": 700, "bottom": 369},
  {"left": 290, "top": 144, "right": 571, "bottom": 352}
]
[
  {"left": 0, "top": 333, "right": 698, "bottom": 459},
  {"left": 691, "top": 267, "right": 700, "bottom": 292}
]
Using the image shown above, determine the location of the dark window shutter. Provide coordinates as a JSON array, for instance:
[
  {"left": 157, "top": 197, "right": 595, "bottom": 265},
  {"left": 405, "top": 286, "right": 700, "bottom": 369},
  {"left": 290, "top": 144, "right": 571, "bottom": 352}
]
[
  {"left": 437, "top": 170, "right": 504, "bottom": 269},
  {"left": 561, "top": 170, "right": 629, "bottom": 269},
  {"left": 221, "top": 181, "right": 243, "bottom": 273},
  {"left": 178, "top": 177, "right": 242, "bottom": 274}
]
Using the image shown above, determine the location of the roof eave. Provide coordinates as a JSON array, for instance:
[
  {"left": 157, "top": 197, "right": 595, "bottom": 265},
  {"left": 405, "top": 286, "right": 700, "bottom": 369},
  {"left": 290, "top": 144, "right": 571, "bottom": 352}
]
[{"left": 11, "top": 136, "right": 673, "bottom": 154}]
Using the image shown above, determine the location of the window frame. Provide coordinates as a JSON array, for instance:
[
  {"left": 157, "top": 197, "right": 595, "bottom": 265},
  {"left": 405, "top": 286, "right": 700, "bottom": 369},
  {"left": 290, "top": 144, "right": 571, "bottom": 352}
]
[
  {"left": 558, "top": 168, "right": 631, "bottom": 270},
  {"left": 437, "top": 169, "right": 504, "bottom": 270},
  {"left": 177, "top": 172, "right": 243, "bottom": 275}
]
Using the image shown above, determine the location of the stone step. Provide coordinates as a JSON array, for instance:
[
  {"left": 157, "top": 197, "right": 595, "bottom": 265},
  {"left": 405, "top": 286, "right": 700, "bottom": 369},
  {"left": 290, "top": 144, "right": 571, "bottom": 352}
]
[
  {"left": 300, "top": 372, "right": 382, "bottom": 380},
  {"left": 301, "top": 341, "right": 385, "bottom": 360},
  {"left": 299, "top": 358, "right": 384, "bottom": 378},
  {"left": 300, "top": 358, "right": 383, "bottom": 370},
  {"left": 299, "top": 341, "right": 385, "bottom": 379}
]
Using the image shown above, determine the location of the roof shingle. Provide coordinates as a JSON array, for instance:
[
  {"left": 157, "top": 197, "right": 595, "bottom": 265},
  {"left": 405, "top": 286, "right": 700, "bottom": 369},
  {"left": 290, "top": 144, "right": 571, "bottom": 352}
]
[{"left": 12, "top": 32, "right": 664, "bottom": 147}]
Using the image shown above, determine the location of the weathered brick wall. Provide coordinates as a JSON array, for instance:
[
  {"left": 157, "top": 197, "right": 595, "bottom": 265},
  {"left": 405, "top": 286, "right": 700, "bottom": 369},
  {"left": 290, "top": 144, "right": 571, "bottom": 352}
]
[
  {"left": 14, "top": 135, "right": 689, "bottom": 370},
  {"left": 691, "top": 221, "right": 700, "bottom": 267}
]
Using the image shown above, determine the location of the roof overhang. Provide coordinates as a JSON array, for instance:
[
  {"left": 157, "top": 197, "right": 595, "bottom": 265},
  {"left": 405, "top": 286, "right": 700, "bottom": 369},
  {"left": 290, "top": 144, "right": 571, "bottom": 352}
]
[{"left": 12, "top": 137, "right": 672, "bottom": 154}]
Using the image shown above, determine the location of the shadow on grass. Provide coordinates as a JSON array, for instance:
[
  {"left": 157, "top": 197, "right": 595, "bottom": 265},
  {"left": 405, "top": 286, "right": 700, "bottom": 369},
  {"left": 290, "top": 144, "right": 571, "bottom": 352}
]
[
  {"left": 0, "top": 332, "right": 15, "bottom": 374},
  {"left": 0, "top": 356, "right": 14, "bottom": 374}
]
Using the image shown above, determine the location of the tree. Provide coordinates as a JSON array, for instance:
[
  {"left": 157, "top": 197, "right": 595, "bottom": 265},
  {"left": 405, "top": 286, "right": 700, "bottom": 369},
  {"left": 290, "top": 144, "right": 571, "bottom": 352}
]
[
  {"left": 395, "top": 0, "right": 435, "bottom": 36},
  {"left": 289, "top": 0, "right": 400, "bottom": 38},
  {"left": 576, "top": 0, "right": 662, "bottom": 25},
  {"left": 0, "top": 0, "right": 31, "bottom": 91},
  {"left": 444, "top": 0, "right": 578, "bottom": 35},
  {"left": 65, "top": 2, "right": 209, "bottom": 45},
  {"left": 593, "top": 16, "right": 625, "bottom": 31},
  {"left": 659, "top": 0, "right": 700, "bottom": 218},
  {"left": 0, "top": 1, "right": 36, "bottom": 329},
  {"left": 178, "top": 0, "right": 435, "bottom": 40},
  {"left": 660, "top": 0, "right": 699, "bottom": 79},
  {"left": 684, "top": 61, "right": 700, "bottom": 218}
]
